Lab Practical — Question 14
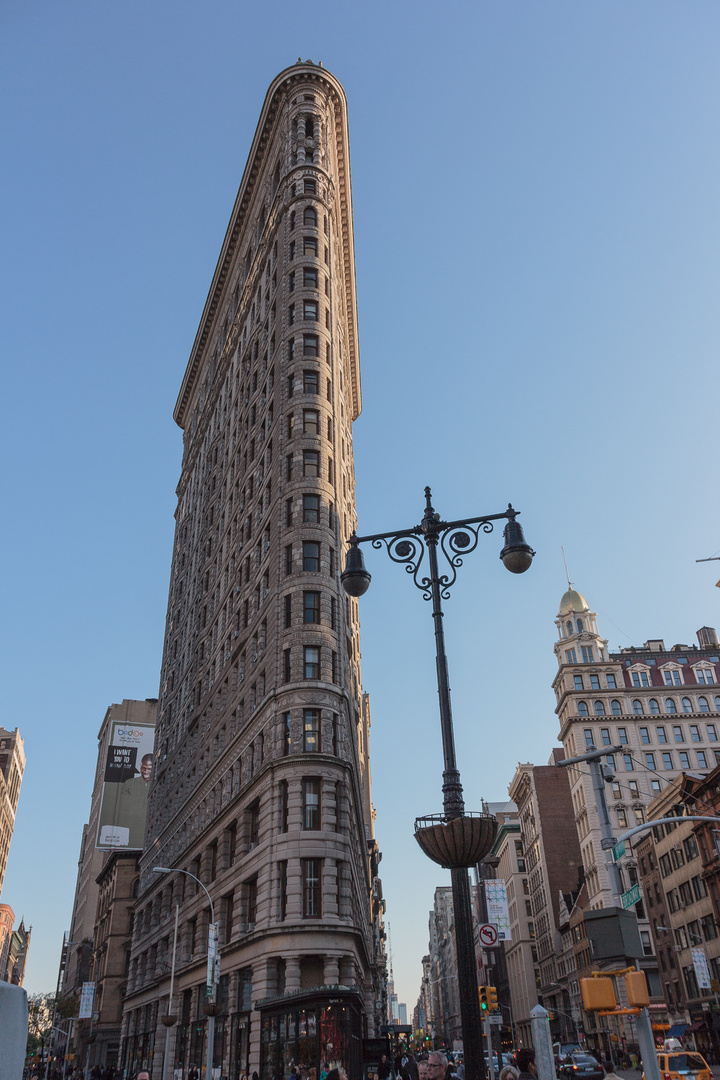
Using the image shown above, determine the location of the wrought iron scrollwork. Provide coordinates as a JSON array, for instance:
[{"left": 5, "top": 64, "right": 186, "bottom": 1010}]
[
  {"left": 371, "top": 532, "right": 429, "bottom": 595},
  {"left": 436, "top": 520, "right": 495, "bottom": 598}
]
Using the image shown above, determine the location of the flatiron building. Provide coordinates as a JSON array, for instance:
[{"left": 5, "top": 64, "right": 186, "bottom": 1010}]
[{"left": 121, "top": 61, "right": 385, "bottom": 1079}]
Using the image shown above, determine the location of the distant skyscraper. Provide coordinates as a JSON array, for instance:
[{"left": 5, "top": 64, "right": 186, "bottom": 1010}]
[
  {"left": 121, "top": 61, "right": 385, "bottom": 1079},
  {"left": 0, "top": 727, "right": 25, "bottom": 899}
]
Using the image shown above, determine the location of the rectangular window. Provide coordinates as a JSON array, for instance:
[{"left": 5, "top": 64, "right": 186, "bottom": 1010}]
[
  {"left": 645, "top": 752, "right": 656, "bottom": 770},
  {"left": 665, "top": 670, "right": 682, "bottom": 686},
  {"left": 304, "top": 179, "right": 316, "bottom": 194},
  {"left": 303, "top": 708, "right": 320, "bottom": 753},
  {"left": 283, "top": 713, "right": 291, "bottom": 757},
  {"left": 285, "top": 497, "right": 294, "bottom": 526},
  {"left": 629, "top": 780, "right": 639, "bottom": 798},
  {"left": 330, "top": 596, "right": 337, "bottom": 631},
  {"left": 709, "top": 724, "right": 718, "bottom": 741},
  {"left": 679, "top": 751, "right": 690, "bottom": 768},
  {"left": 590, "top": 674, "right": 600, "bottom": 690},
  {"left": 584, "top": 729, "right": 594, "bottom": 749},
  {"left": 303, "top": 334, "right": 319, "bottom": 357},
  {"left": 632, "top": 671, "right": 650, "bottom": 687},
  {"left": 640, "top": 727, "right": 650, "bottom": 744},
  {"left": 303, "top": 300, "right": 318, "bottom": 321},
  {"left": 289, "top": 240, "right": 296, "bottom": 261},
  {"left": 574, "top": 675, "right": 584, "bottom": 690},
  {"left": 607, "top": 673, "right": 617, "bottom": 689},
  {"left": 611, "top": 781, "right": 622, "bottom": 800},
  {"left": 303, "top": 779, "right": 321, "bottom": 829},
  {"left": 288, "top": 303, "right": 295, "bottom": 325},
  {"left": 657, "top": 726, "right": 668, "bottom": 744},
  {"left": 617, "top": 808, "right": 627, "bottom": 827},
  {"left": 303, "top": 449, "right": 320, "bottom": 477},
  {"left": 623, "top": 753, "right": 634, "bottom": 771},
  {"left": 303, "top": 237, "right": 318, "bottom": 256},
  {"left": 284, "top": 594, "right": 292, "bottom": 629},
  {"left": 303, "top": 408, "right": 319, "bottom": 435},
  {"left": 581, "top": 646, "right": 594, "bottom": 663},
  {"left": 303, "top": 541, "right": 320, "bottom": 572},
  {"left": 302, "top": 858, "right": 322, "bottom": 917},
  {"left": 304, "top": 266, "right": 318, "bottom": 287},
  {"left": 284, "top": 544, "right": 293, "bottom": 576},
  {"left": 303, "top": 369, "right": 319, "bottom": 394},
  {"left": 690, "top": 725, "right": 700, "bottom": 742},
  {"left": 244, "top": 878, "right": 258, "bottom": 926},
  {"left": 304, "top": 645, "right": 320, "bottom": 680},
  {"left": 673, "top": 725, "right": 685, "bottom": 743},
  {"left": 618, "top": 727, "right": 628, "bottom": 744},
  {"left": 601, "top": 728, "right": 611, "bottom": 745},
  {"left": 331, "top": 650, "right": 338, "bottom": 682},
  {"left": 280, "top": 779, "right": 289, "bottom": 830},
  {"left": 302, "top": 493, "right": 320, "bottom": 522},
  {"left": 606, "top": 753, "right": 616, "bottom": 770},
  {"left": 303, "top": 591, "right": 320, "bottom": 624},
  {"left": 283, "top": 649, "right": 291, "bottom": 683},
  {"left": 279, "top": 860, "right": 288, "bottom": 920},
  {"left": 289, "top": 271, "right": 295, "bottom": 292},
  {"left": 634, "top": 807, "right": 644, "bottom": 826},
  {"left": 693, "top": 876, "right": 708, "bottom": 901},
  {"left": 286, "top": 453, "right": 294, "bottom": 480},
  {"left": 697, "top": 750, "right": 708, "bottom": 768},
  {"left": 566, "top": 649, "right": 577, "bottom": 665},
  {"left": 662, "top": 752, "right": 673, "bottom": 769}
]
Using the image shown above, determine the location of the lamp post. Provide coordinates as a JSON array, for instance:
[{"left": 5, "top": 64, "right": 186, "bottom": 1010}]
[
  {"left": 154, "top": 868, "right": 219, "bottom": 1080},
  {"left": 341, "top": 486, "right": 534, "bottom": 1080}
]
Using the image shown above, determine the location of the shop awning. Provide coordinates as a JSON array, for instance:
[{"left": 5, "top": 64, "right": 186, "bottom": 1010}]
[
  {"left": 687, "top": 1022, "right": 706, "bottom": 1033},
  {"left": 668, "top": 1024, "right": 688, "bottom": 1037}
]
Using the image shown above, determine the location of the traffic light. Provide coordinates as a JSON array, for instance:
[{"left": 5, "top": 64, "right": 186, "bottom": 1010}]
[
  {"left": 580, "top": 976, "right": 616, "bottom": 1011},
  {"left": 479, "top": 986, "right": 489, "bottom": 1012},
  {"left": 487, "top": 986, "right": 498, "bottom": 1011},
  {"left": 624, "top": 970, "right": 649, "bottom": 1008}
]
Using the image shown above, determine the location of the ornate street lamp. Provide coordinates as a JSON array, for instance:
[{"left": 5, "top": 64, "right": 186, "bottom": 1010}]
[{"left": 341, "top": 487, "right": 534, "bottom": 1080}]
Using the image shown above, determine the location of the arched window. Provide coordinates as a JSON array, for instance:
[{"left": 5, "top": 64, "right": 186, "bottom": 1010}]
[
  {"left": 699, "top": 697, "right": 710, "bottom": 713},
  {"left": 633, "top": 700, "right": 643, "bottom": 715},
  {"left": 594, "top": 701, "right": 606, "bottom": 716},
  {"left": 303, "top": 206, "right": 317, "bottom": 227},
  {"left": 566, "top": 621, "right": 573, "bottom": 635},
  {"left": 577, "top": 619, "right": 584, "bottom": 633},
  {"left": 649, "top": 699, "right": 660, "bottom": 715},
  {"left": 682, "top": 697, "right": 692, "bottom": 713},
  {"left": 715, "top": 696, "right": 720, "bottom": 711},
  {"left": 305, "top": 116, "right": 315, "bottom": 139},
  {"left": 665, "top": 698, "right": 677, "bottom": 714},
  {"left": 578, "top": 701, "right": 589, "bottom": 716},
  {"left": 611, "top": 700, "right": 622, "bottom": 716}
]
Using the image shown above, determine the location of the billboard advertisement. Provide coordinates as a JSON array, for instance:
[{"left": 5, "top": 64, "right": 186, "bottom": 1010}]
[
  {"left": 485, "top": 879, "right": 511, "bottom": 942},
  {"left": 96, "top": 719, "right": 155, "bottom": 849}
]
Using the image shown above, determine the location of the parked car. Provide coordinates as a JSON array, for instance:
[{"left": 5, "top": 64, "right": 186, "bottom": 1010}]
[
  {"left": 643, "top": 1052, "right": 713, "bottom": 1080},
  {"left": 559, "top": 1053, "right": 605, "bottom": 1080}
]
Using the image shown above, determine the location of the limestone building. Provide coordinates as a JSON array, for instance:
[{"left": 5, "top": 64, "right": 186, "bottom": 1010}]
[
  {"left": 121, "top": 61, "right": 385, "bottom": 1079},
  {"left": 0, "top": 727, "right": 25, "bottom": 899}
]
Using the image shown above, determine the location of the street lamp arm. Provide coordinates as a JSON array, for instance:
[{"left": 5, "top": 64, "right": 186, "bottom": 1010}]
[
  {"left": 615, "top": 815, "right": 720, "bottom": 845},
  {"left": 153, "top": 867, "right": 215, "bottom": 925},
  {"left": 352, "top": 508, "right": 515, "bottom": 547}
]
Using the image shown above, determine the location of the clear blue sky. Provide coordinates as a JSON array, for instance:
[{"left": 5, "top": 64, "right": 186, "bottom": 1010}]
[{"left": 2, "top": 1, "right": 719, "bottom": 1014}]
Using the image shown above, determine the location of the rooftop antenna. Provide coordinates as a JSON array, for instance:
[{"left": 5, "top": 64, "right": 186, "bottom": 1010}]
[{"left": 561, "top": 546, "right": 573, "bottom": 589}]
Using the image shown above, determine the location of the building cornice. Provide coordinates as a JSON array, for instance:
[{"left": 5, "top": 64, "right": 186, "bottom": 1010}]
[{"left": 174, "top": 62, "right": 361, "bottom": 431}]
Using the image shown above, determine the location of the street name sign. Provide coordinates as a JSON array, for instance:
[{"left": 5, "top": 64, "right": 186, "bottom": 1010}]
[
  {"left": 621, "top": 883, "right": 640, "bottom": 909},
  {"left": 612, "top": 840, "right": 626, "bottom": 862}
]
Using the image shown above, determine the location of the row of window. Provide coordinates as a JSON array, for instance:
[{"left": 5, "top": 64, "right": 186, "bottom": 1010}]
[
  {"left": 632, "top": 668, "right": 716, "bottom": 687},
  {"left": 284, "top": 541, "right": 334, "bottom": 575},
  {"left": 616, "top": 806, "right": 645, "bottom": 829},
  {"left": 566, "top": 647, "right": 595, "bottom": 664},
  {"left": 288, "top": 266, "right": 326, "bottom": 292},
  {"left": 282, "top": 645, "right": 338, "bottom": 683},
  {"left": 285, "top": 449, "right": 334, "bottom": 483},
  {"left": 574, "top": 673, "right": 617, "bottom": 691},
  {"left": 288, "top": 206, "right": 325, "bottom": 231},
  {"left": 288, "top": 300, "right": 328, "bottom": 326},
  {"left": 289, "top": 237, "right": 328, "bottom": 263},
  {"left": 605, "top": 748, "right": 719, "bottom": 772},
  {"left": 283, "top": 591, "right": 337, "bottom": 630},
  {"left": 658, "top": 835, "right": 699, "bottom": 877},
  {"left": 579, "top": 696, "right": 720, "bottom": 717},
  {"left": 583, "top": 722, "right": 718, "bottom": 747}
]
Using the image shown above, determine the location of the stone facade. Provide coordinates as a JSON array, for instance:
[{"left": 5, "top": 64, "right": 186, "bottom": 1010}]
[
  {"left": 0, "top": 727, "right": 25, "bottom": 900},
  {"left": 120, "top": 61, "right": 385, "bottom": 1080}
]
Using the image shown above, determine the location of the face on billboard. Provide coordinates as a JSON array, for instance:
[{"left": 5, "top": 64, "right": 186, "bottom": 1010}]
[{"left": 96, "top": 720, "right": 156, "bottom": 850}]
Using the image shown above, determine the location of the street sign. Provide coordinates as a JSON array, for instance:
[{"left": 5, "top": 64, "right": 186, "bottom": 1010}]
[
  {"left": 612, "top": 840, "right": 626, "bottom": 862},
  {"left": 488, "top": 1013, "right": 503, "bottom": 1026},
  {"left": 692, "top": 947, "right": 711, "bottom": 990},
  {"left": 479, "top": 924, "right": 499, "bottom": 947},
  {"left": 78, "top": 983, "right": 95, "bottom": 1019},
  {"left": 621, "top": 883, "right": 641, "bottom": 909}
]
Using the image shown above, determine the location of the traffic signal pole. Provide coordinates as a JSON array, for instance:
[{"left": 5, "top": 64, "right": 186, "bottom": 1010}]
[{"left": 558, "top": 747, "right": 660, "bottom": 1080}]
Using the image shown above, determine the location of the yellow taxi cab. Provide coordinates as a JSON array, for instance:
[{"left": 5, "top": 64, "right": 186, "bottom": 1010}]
[{"left": 643, "top": 1051, "right": 713, "bottom": 1080}]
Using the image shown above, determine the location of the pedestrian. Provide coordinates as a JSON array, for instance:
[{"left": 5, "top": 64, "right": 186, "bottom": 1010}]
[
  {"left": 378, "top": 1056, "right": 392, "bottom": 1080},
  {"left": 426, "top": 1052, "right": 449, "bottom": 1080},
  {"left": 515, "top": 1049, "right": 537, "bottom": 1080},
  {"left": 499, "top": 1068, "right": 519, "bottom": 1080}
]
